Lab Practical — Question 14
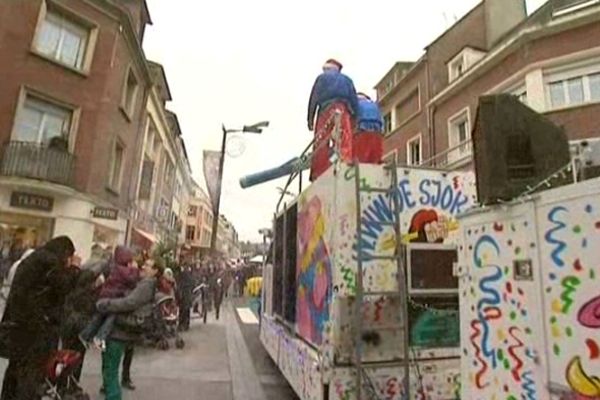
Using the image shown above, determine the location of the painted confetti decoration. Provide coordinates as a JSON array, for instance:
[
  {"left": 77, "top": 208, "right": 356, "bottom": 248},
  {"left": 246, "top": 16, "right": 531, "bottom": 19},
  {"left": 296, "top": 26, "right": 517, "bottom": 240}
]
[
  {"left": 586, "top": 339, "right": 599, "bottom": 360},
  {"left": 521, "top": 371, "right": 538, "bottom": 400},
  {"left": 507, "top": 327, "right": 525, "bottom": 382},
  {"left": 544, "top": 206, "right": 568, "bottom": 267},
  {"left": 560, "top": 276, "right": 581, "bottom": 313},
  {"left": 470, "top": 319, "right": 488, "bottom": 389}
]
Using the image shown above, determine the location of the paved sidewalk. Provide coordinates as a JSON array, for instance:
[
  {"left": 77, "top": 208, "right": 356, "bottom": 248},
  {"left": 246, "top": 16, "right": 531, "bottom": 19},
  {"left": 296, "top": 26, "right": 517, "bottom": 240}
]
[
  {"left": 231, "top": 296, "right": 300, "bottom": 400},
  {"left": 0, "top": 300, "right": 291, "bottom": 400}
]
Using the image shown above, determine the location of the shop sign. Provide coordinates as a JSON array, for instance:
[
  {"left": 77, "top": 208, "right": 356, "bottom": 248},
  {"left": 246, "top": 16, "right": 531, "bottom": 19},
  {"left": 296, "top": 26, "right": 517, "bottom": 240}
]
[
  {"left": 10, "top": 192, "right": 54, "bottom": 212},
  {"left": 92, "top": 207, "right": 119, "bottom": 220}
]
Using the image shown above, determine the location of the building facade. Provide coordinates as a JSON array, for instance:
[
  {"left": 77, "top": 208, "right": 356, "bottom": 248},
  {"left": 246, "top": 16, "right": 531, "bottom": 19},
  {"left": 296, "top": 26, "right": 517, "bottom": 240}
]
[
  {"left": 183, "top": 182, "right": 213, "bottom": 261},
  {"left": 130, "top": 62, "right": 194, "bottom": 253},
  {"left": 376, "top": 0, "right": 600, "bottom": 171},
  {"left": 0, "top": 0, "right": 199, "bottom": 261},
  {"left": 217, "top": 214, "right": 240, "bottom": 259},
  {"left": 0, "top": 0, "right": 153, "bottom": 261}
]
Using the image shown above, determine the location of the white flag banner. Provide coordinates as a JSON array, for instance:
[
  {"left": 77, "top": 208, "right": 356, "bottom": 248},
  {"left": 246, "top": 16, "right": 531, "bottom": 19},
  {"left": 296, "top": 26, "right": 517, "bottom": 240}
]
[{"left": 203, "top": 150, "right": 222, "bottom": 213}]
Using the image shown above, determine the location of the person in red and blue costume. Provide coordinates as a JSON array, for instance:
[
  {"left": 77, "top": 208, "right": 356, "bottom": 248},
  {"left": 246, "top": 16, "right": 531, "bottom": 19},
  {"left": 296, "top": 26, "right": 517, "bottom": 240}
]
[
  {"left": 307, "top": 59, "right": 358, "bottom": 131},
  {"left": 307, "top": 59, "right": 358, "bottom": 181},
  {"left": 353, "top": 92, "right": 384, "bottom": 164}
]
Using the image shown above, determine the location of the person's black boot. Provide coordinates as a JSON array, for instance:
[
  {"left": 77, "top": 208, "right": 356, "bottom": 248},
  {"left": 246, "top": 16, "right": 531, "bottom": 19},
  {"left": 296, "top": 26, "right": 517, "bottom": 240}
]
[{"left": 122, "top": 379, "right": 136, "bottom": 390}]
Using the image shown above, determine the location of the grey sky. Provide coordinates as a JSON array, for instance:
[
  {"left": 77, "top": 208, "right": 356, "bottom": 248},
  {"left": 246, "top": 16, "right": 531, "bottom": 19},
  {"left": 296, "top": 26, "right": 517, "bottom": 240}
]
[{"left": 143, "top": 0, "right": 547, "bottom": 242}]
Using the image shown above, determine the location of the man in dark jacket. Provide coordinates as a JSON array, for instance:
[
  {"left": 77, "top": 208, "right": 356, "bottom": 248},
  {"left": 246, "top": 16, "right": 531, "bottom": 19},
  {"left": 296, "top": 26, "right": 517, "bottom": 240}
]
[
  {"left": 61, "top": 265, "right": 104, "bottom": 382},
  {"left": 96, "top": 258, "right": 163, "bottom": 400},
  {"left": 0, "top": 236, "right": 79, "bottom": 400},
  {"left": 177, "top": 264, "right": 194, "bottom": 331}
]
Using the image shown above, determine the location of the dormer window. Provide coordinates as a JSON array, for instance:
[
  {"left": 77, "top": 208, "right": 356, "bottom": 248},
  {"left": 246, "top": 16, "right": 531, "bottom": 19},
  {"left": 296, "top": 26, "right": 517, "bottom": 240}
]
[
  {"left": 450, "top": 58, "right": 465, "bottom": 82},
  {"left": 447, "top": 47, "right": 487, "bottom": 83}
]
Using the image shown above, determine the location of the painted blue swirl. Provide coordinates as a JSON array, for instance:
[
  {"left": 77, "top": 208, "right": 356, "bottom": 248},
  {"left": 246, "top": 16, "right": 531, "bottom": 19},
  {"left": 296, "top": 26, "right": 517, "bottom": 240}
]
[
  {"left": 477, "top": 266, "right": 503, "bottom": 368},
  {"left": 544, "top": 206, "right": 568, "bottom": 268},
  {"left": 521, "top": 371, "right": 538, "bottom": 400},
  {"left": 472, "top": 234, "right": 503, "bottom": 368},
  {"left": 473, "top": 234, "right": 501, "bottom": 268}
]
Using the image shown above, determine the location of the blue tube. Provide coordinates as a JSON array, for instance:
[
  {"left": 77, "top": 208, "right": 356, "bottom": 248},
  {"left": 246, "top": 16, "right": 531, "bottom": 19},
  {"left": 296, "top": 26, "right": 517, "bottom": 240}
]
[{"left": 239, "top": 157, "right": 308, "bottom": 188}]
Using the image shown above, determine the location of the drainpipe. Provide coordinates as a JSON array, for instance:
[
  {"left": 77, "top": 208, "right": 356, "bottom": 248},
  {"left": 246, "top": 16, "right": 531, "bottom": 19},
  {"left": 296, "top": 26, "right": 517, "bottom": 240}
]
[{"left": 425, "top": 56, "right": 438, "bottom": 165}]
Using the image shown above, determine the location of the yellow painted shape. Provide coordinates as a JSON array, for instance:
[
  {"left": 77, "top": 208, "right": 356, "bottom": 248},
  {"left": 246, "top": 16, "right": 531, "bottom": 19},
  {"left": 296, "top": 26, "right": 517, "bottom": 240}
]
[
  {"left": 566, "top": 356, "right": 600, "bottom": 396},
  {"left": 497, "top": 329, "right": 506, "bottom": 341},
  {"left": 552, "top": 299, "right": 563, "bottom": 313}
]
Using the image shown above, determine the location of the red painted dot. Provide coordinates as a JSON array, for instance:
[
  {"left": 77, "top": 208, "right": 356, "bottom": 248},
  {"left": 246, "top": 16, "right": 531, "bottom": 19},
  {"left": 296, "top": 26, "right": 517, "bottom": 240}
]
[
  {"left": 503, "top": 385, "right": 509, "bottom": 392},
  {"left": 574, "top": 259, "right": 583, "bottom": 271},
  {"left": 596, "top": 221, "right": 600, "bottom": 229},
  {"left": 518, "top": 288, "right": 524, "bottom": 296},
  {"left": 506, "top": 282, "right": 513, "bottom": 293}
]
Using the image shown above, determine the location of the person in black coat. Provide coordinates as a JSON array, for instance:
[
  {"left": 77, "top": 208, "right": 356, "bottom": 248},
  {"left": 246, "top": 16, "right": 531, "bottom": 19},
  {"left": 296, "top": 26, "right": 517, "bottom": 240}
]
[
  {"left": 177, "top": 265, "right": 194, "bottom": 331},
  {"left": 0, "top": 236, "right": 79, "bottom": 400},
  {"left": 60, "top": 262, "right": 105, "bottom": 382}
]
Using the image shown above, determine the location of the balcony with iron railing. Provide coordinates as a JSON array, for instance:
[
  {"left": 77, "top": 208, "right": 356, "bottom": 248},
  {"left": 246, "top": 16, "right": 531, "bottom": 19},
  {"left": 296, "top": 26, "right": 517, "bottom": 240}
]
[
  {"left": 0, "top": 141, "right": 75, "bottom": 187},
  {"left": 420, "top": 138, "right": 474, "bottom": 170}
]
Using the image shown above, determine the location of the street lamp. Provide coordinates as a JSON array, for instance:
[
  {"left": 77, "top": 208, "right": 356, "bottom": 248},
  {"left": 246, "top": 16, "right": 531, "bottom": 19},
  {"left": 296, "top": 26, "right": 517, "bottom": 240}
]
[{"left": 210, "top": 120, "right": 270, "bottom": 254}]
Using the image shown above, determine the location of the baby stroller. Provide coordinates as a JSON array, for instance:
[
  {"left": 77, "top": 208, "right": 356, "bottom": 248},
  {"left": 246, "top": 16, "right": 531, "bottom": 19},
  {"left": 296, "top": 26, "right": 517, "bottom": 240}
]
[
  {"left": 39, "top": 350, "right": 90, "bottom": 400},
  {"left": 144, "top": 294, "right": 184, "bottom": 350}
]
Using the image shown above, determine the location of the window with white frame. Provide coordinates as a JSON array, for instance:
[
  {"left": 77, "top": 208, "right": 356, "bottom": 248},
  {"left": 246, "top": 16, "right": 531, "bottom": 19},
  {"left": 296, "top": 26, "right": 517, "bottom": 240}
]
[
  {"left": 145, "top": 118, "right": 157, "bottom": 155},
  {"left": 185, "top": 225, "right": 195, "bottom": 241},
  {"left": 448, "top": 109, "right": 471, "bottom": 163},
  {"left": 14, "top": 95, "right": 72, "bottom": 147},
  {"left": 407, "top": 135, "right": 422, "bottom": 166},
  {"left": 383, "top": 113, "right": 392, "bottom": 134},
  {"left": 108, "top": 141, "right": 124, "bottom": 191},
  {"left": 34, "top": 10, "right": 90, "bottom": 70},
  {"left": 164, "top": 159, "right": 175, "bottom": 188},
  {"left": 121, "top": 68, "right": 139, "bottom": 117},
  {"left": 547, "top": 70, "right": 600, "bottom": 109}
]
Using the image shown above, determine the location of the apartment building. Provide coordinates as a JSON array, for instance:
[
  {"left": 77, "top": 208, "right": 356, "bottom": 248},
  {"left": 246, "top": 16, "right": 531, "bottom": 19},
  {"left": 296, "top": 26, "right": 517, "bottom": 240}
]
[
  {"left": 0, "top": 0, "right": 152, "bottom": 260},
  {"left": 184, "top": 182, "right": 214, "bottom": 261},
  {"left": 376, "top": 0, "right": 600, "bottom": 170},
  {"left": 130, "top": 62, "right": 193, "bottom": 251}
]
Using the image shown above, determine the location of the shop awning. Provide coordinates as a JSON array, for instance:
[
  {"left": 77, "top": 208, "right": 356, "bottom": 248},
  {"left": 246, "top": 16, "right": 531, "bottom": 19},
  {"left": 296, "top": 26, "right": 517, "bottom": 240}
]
[{"left": 133, "top": 228, "right": 157, "bottom": 244}]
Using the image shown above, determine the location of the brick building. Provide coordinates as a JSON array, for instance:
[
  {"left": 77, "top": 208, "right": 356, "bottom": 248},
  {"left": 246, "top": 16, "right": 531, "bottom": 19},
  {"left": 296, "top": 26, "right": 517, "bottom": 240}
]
[
  {"left": 0, "top": 0, "right": 154, "bottom": 260},
  {"left": 376, "top": 0, "right": 600, "bottom": 170},
  {"left": 130, "top": 61, "right": 194, "bottom": 252}
]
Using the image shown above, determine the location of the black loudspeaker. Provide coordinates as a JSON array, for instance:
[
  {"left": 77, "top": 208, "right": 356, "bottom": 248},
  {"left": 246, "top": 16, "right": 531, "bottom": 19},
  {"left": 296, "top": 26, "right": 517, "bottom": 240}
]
[{"left": 473, "top": 94, "right": 571, "bottom": 205}]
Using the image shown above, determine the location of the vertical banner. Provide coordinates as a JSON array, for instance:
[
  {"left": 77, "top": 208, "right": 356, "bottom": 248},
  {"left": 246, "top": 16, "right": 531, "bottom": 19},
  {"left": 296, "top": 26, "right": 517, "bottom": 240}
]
[{"left": 203, "top": 150, "right": 222, "bottom": 213}]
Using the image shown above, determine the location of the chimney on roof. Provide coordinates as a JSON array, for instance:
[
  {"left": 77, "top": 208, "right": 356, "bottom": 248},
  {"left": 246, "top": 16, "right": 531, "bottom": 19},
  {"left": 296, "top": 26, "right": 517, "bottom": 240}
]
[{"left": 484, "top": 0, "right": 527, "bottom": 47}]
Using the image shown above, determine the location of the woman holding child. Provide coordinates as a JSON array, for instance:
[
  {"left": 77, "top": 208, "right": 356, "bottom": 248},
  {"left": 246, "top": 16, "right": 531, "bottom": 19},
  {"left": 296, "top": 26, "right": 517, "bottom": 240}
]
[{"left": 95, "top": 257, "right": 163, "bottom": 400}]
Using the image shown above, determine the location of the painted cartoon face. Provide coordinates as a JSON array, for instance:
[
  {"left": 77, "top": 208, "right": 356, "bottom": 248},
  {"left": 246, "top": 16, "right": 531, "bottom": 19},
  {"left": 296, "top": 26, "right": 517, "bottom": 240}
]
[{"left": 409, "top": 209, "right": 445, "bottom": 243}]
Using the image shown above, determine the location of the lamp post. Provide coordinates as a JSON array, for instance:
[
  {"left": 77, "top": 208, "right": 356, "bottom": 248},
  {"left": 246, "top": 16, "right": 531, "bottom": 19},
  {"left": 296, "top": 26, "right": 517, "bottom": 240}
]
[{"left": 210, "top": 121, "right": 269, "bottom": 254}]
